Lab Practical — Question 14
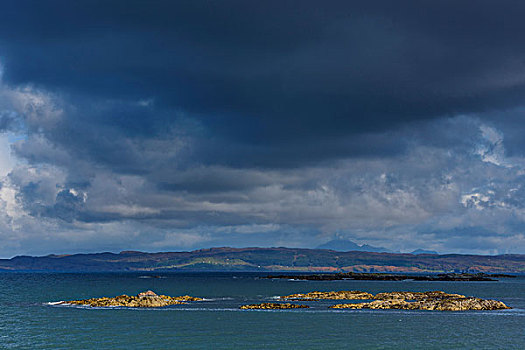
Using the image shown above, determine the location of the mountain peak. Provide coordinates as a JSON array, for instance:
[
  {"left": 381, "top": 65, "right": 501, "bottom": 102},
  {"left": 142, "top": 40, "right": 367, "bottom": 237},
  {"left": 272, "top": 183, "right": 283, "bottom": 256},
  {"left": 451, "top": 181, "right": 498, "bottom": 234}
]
[
  {"left": 411, "top": 249, "right": 439, "bottom": 255},
  {"left": 316, "top": 239, "right": 391, "bottom": 253}
]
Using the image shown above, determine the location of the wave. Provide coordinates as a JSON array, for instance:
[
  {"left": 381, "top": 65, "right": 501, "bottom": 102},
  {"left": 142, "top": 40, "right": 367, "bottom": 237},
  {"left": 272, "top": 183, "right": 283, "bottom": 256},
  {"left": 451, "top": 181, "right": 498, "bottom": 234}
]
[{"left": 201, "top": 297, "right": 235, "bottom": 301}]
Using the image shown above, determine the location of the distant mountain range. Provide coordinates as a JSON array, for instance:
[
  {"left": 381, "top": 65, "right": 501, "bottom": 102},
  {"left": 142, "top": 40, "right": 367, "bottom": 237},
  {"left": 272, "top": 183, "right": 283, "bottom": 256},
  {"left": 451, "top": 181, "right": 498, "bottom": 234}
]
[
  {"left": 316, "top": 239, "right": 438, "bottom": 255},
  {"left": 411, "top": 249, "right": 439, "bottom": 255},
  {"left": 316, "top": 239, "right": 392, "bottom": 252},
  {"left": 0, "top": 247, "right": 522, "bottom": 273}
]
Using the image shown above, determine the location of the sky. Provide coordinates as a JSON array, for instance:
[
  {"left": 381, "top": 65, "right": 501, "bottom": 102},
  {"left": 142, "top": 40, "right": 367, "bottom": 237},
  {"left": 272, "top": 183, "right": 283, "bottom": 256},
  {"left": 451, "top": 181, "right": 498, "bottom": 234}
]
[{"left": 0, "top": 0, "right": 525, "bottom": 257}]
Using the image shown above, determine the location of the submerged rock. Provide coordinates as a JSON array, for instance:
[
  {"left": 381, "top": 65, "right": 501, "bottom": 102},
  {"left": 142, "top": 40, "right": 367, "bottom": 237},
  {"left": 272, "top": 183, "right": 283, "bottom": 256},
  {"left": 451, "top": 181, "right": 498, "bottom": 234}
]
[
  {"left": 281, "top": 290, "right": 374, "bottom": 300},
  {"left": 64, "top": 291, "right": 203, "bottom": 308},
  {"left": 240, "top": 303, "right": 309, "bottom": 309}
]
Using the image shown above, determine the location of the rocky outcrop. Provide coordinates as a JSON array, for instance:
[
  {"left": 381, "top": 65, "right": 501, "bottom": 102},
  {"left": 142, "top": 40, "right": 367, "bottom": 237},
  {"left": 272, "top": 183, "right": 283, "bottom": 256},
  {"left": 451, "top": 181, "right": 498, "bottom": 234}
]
[
  {"left": 281, "top": 290, "right": 374, "bottom": 300},
  {"left": 415, "top": 297, "right": 511, "bottom": 311},
  {"left": 240, "top": 303, "right": 309, "bottom": 309},
  {"left": 138, "top": 290, "right": 158, "bottom": 297},
  {"left": 279, "top": 289, "right": 511, "bottom": 311},
  {"left": 330, "top": 294, "right": 510, "bottom": 311},
  {"left": 374, "top": 291, "right": 465, "bottom": 300},
  {"left": 331, "top": 299, "right": 415, "bottom": 310},
  {"left": 60, "top": 289, "right": 510, "bottom": 311},
  {"left": 63, "top": 291, "right": 203, "bottom": 307},
  {"left": 280, "top": 290, "right": 462, "bottom": 301}
]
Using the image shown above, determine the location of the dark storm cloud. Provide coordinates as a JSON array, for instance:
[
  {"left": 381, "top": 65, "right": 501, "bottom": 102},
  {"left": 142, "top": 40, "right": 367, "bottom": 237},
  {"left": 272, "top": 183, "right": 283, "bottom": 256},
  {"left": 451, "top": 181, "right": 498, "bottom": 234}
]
[{"left": 2, "top": 0, "right": 525, "bottom": 167}]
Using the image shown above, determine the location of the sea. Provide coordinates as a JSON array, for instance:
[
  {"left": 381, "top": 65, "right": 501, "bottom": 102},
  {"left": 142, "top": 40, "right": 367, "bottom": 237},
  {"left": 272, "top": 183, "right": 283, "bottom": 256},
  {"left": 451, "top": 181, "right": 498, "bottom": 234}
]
[{"left": 0, "top": 272, "right": 523, "bottom": 349}]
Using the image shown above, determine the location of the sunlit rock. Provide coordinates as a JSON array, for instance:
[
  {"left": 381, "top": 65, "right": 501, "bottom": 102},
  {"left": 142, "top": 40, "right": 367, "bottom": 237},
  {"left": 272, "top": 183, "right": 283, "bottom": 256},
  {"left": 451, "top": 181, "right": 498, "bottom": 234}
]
[{"left": 63, "top": 291, "right": 203, "bottom": 307}]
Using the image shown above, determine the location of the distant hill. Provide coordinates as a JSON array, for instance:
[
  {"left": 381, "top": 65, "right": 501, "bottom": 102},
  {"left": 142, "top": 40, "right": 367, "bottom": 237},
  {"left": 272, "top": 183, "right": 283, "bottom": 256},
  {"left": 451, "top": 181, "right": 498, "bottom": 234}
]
[
  {"left": 0, "top": 247, "right": 523, "bottom": 273},
  {"left": 317, "top": 239, "right": 391, "bottom": 253},
  {"left": 411, "top": 249, "right": 439, "bottom": 255}
]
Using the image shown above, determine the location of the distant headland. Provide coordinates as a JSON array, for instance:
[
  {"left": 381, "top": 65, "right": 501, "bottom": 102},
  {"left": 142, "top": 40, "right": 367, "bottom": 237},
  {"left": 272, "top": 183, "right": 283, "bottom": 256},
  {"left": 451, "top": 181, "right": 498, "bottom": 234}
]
[{"left": 1, "top": 247, "right": 523, "bottom": 273}]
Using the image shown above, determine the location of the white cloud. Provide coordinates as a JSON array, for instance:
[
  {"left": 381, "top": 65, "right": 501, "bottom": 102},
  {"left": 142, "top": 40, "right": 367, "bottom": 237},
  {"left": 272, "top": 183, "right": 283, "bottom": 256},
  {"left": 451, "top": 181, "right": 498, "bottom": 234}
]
[
  {"left": 0, "top": 133, "right": 16, "bottom": 177},
  {"left": 0, "top": 82, "right": 524, "bottom": 256},
  {"left": 475, "top": 124, "right": 508, "bottom": 167},
  {"left": 461, "top": 192, "right": 491, "bottom": 210}
]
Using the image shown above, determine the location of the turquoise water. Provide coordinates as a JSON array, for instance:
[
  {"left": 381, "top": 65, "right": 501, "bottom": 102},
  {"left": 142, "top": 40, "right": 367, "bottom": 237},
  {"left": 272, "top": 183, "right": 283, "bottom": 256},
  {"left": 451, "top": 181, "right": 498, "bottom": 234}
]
[{"left": 0, "top": 272, "right": 524, "bottom": 349}]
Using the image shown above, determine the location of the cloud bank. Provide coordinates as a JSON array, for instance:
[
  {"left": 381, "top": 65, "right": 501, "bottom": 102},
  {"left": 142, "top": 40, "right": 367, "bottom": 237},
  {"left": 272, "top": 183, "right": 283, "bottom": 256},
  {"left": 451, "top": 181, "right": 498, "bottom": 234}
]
[{"left": 0, "top": 1, "right": 524, "bottom": 256}]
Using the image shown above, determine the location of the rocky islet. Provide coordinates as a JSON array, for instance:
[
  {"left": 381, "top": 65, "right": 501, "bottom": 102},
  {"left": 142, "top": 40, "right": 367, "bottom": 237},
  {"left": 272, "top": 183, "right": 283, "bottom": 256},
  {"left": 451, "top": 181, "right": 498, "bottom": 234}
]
[
  {"left": 62, "top": 290, "right": 203, "bottom": 308},
  {"left": 278, "top": 290, "right": 510, "bottom": 311},
  {"left": 281, "top": 290, "right": 374, "bottom": 300},
  {"left": 266, "top": 272, "right": 516, "bottom": 282},
  {"left": 330, "top": 297, "right": 510, "bottom": 311},
  {"left": 373, "top": 291, "right": 466, "bottom": 300},
  {"left": 59, "top": 289, "right": 511, "bottom": 311}
]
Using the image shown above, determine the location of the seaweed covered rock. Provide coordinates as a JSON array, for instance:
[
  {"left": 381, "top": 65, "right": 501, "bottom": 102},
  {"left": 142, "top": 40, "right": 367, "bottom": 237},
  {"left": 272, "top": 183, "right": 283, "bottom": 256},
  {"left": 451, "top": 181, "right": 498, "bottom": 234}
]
[
  {"left": 64, "top": 291, "right": 203, "bottom": 307},
  {"left": 281, "top": 290, "right": 374, "bottom": 300},
  {"left": 240, "top": 303, "right": 309, "bottom": 309}
]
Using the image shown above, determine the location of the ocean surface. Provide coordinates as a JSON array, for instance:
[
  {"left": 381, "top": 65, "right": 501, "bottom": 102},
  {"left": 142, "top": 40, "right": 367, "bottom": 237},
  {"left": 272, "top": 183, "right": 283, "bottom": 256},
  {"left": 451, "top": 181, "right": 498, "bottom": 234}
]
[{"left": 0, "top": 272, "right": 524, "bottom": 349}]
